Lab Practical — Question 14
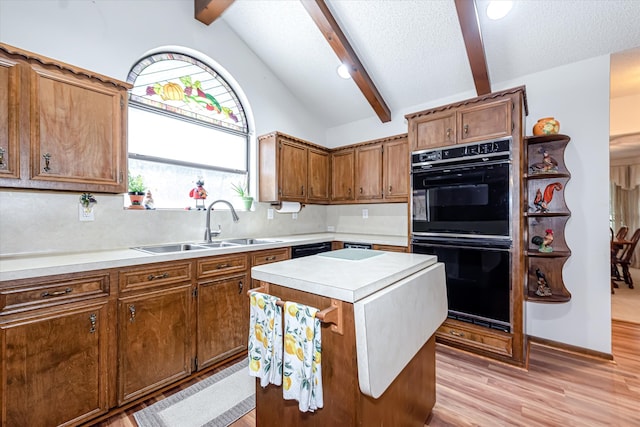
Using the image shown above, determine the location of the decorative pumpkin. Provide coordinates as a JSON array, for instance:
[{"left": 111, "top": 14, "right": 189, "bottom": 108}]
[
  {"left": 533, "top": 117, "right": 560, "bottom": 136},
  {"left": 161, "top": 82, "right": 184, "bottom": 101}
]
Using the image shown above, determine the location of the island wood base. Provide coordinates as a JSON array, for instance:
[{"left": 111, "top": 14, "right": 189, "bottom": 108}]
[{"left": 255, "top": 283, "right": 436, "bottom": 427}]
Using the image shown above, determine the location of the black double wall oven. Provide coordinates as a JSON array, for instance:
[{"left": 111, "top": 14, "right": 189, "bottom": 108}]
[{"left": 411, "top": 137, "right": 513, "bottom": 332}]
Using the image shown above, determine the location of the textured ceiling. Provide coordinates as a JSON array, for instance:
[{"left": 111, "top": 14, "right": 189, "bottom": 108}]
[{"left": 221, "top": 0, "right": 640, "bottom": 129}]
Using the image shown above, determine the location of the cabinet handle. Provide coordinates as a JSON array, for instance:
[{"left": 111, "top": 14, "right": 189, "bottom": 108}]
[
  {"left": 446, "top": 128, "right": 451, "bottom": 139},
  {"left": 359, "top": 187, "right": 363, "bottom": 194},
  {"left": 348, "top": 188, "right": 352, "bottom": 195},
  {"left": 388, "top": 185, "right": 393, "bottom": 192},
  {"left": 449, "top": 330, "right": 464, "bottom": 337},
  {"left": 0, "top": 147, "right": 5, "bottom": 167},
  {"left": 216, "top": 263, "right": 230, "bottom": 269},
  {"left": 463, "top": 124, "right": 469, "bottom": 135},
  {"left": 41, "top": 287, "right": 72, "bottom": 298},
  {"left": 147, "top": 272, "right": 169, "bottom": 281},
  {"left": 238, "top": 280, "right": 243, "bottom": 294},
  {"left": 89, "top": 313, "right": 97, "bottom": 334},
  {"left": 265, "top": 256, "right": 276, "bottom": 261},
  {"left": 42, "top": 153, "right": 51, "bottom": 172},
  {"left": 301, "top": 185, "right": 304, "bottom": 195},
  {"left": 129, "top": 305, "right": 136, "bottom": 322}
]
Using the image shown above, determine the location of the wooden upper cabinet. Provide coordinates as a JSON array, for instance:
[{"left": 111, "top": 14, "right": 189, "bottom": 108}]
[
  {"left": 258, "top": 131, "right": 330, "bottom": 204},
  {"left": 407, "top": 88, "right": 521, "bottom": 150},
  {"left": 383, "top": 136, "right": 409, "bottom": 201},
  {"left": 331, "top": 148, "right": 355, "bottom": 201},
  {"left": 0, "top": 43, "right": 130, "bottom": 193},
  {"left": 279, "top": 138, "right": 307, "bottom": 202},
  {"left": 307, "top": 147, "right": 329, "bottom": 203},
  {"left": 457, "top": 98, "right": 512, "bottom": 144},
  {"left": 411, "top": 111, "right": 456, "bottom": 151},
  {"left": 0, "top": 56, "right": 21, "bottom": 179},
  {"left": 356, "top": 143, "right": 383, "bottom": 201}
]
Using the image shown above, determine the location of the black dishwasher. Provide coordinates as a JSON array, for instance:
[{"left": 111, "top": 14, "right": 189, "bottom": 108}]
[{"left": 291, "top": 242, "right": 332, "bottom": 258}]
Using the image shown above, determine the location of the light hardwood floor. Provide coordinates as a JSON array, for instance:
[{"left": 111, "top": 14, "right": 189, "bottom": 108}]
[{"left": 91, "top": 320, "right": 639, "bottom": 427}]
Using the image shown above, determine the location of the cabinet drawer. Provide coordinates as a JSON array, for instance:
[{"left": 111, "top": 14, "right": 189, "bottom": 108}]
[
  {"left": 437, "top": 320, "right": 513, "bottom": 357},
  {"left": 372, "top": 244, "right": 408, "bottom": 253},
  {"left": 251, "top": 247, "right": 290, "bottom": 266},
  {"left": 197, "top": 254, "right": 248, "bottom": 279},
  {"left": 1, "top": 274, "right": 109, "bottom": 314},
  {"left": 119, "top": 262, "right": 192, "bottom": 293}
]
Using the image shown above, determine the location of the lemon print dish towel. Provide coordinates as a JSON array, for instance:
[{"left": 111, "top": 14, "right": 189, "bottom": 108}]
[
  {"left": 248, "top": 291, "right": 283, "bottom": 387},
  {"left": 283, "top": 301, "right": 323, "bottom": 412}
]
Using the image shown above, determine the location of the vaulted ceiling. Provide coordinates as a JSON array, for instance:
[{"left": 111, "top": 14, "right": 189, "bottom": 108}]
[{"left": 196, "top": 0, "right": 640, "bottom": 131}]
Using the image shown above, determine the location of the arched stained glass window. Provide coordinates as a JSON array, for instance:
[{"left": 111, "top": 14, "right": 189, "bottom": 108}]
[{"left": 126, "top": 52, "right": 250, "bottom": 210}]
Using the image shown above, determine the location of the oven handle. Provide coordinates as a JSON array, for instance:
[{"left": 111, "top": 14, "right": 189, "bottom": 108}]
[
  {"left": 412, "top": 241, "right": 511, "bottom": 252},
  {"left": 412, "top": 158, "right": 510, "bottom": 174}
]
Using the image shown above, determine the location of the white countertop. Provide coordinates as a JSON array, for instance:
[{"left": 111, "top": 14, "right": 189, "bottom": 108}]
[
  {"left": 0, "top": 233, "right": 408, "bottom": 282},
  {"left": 251, "top": 249, "right": 437, "bottom": 302}
]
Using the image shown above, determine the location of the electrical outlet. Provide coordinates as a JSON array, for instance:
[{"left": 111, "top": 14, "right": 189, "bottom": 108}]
[
  {"left": 292, "top": 212, "right": 298, "bottom": 220},
  {"left": 362, "top": 209, "right": 368, "bottom": 219},
  {"left": 79, "top": 205, "right": 95, "bottom": 221},
  {"left": 267, "top": 208, "right": 274, "bottom": 220},
  {"left": 327, "top": 225, "right": 336, "bottom": 232}
]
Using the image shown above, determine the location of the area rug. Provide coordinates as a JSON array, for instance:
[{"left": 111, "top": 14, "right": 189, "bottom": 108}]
[{"left": 134, "top": 358, "right": 255, "bottom": 427}]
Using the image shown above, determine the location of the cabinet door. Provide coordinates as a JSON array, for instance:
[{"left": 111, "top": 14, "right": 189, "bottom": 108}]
[
  {"left": 1, "top": 302, "right": 110, "bottom": 427},
  {"left": 307, "top": 147, "right": 330, "bottom": 203},
  {"left": 331, "top": 149, "right": 355, "bottom": 201},
  {"left": 278, "top": 138, "right": 307, "bottom": 202},
  {"left": 197, "top": 273, "right": 248, "bottom": 369},
  {"left": 383, "top": 138, "right": 409, "bottom": 201},
  {"left": 0, "top": 56, "right": 21, "bottom": 180},
  {"left": 29, "top": 65, "right": 126, "bottom": 192},
  {"left": 356, "top": 144, "right": 383, "bottom": 200},
  {"left": 410, "top": 111, "right": 456, "bottom": 150},
  {"left": 457, "top": 98, "right": 512, "bottom": 144},
  {"left": 117, "top": 284, "right": 192, "bottom": 404}
]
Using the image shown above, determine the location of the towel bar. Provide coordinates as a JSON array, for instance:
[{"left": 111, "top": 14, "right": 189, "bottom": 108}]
[{"left": 248, "top": 284, "right": 343, "bottom": 335}]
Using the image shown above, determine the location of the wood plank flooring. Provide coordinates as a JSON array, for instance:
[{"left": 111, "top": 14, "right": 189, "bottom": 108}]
[{"left": 90, "top": 320, "right": 639, "bottom": 427}]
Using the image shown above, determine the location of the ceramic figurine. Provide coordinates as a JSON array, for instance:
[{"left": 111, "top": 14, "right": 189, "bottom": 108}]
[
  {"left": 189, "top": 179, "right": 208, "bottom": 210},
  {"left": 533, "top": 117, "right": 560, "bottom": 135},
  {"left": 532, "top": 228, "right": 554, "bottom": 253},
  {"left": 143, "top": 190, "right": 155, "bottom": 210},
  {"left": 532, "top": 182, "right": 563, "bottom": 213},
  {"left": 534, "top": 268, "right": 553, "bottom": 297},
  {"left": 529, "top": 148, "right": 558, "bottom": 174}
]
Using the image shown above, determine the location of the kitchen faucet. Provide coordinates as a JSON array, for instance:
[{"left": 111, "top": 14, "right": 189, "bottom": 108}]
[{"left": 204, "top": 199, "right": 240, "bottom": 243}]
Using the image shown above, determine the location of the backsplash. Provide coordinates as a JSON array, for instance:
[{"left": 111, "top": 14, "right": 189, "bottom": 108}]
[{"left": 0, "top": 191, "right": 407, "bottom": 256}]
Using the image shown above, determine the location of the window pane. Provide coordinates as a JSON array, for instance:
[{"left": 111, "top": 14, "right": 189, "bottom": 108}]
[
  {"left": 128, "top": 158, "right": 248, "bottom": 210},
  {"left": 128, "top": 107, "right": 246, "bottom": 171}
]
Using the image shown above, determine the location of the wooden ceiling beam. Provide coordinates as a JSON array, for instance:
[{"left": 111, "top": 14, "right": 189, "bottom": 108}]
[
  {"left": 195, "top": 0, "right": 234, "bottom": 26},
  {"left": 300, "top": 0, "right": 391, "bottom": 123},
  {"left": 454, "top": 0, "right": 491, "bottom": 96}
]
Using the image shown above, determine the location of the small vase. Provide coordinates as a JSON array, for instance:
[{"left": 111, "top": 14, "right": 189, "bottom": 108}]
[{"left": 533, "top": 117, "right": 560, "bottom": 136}]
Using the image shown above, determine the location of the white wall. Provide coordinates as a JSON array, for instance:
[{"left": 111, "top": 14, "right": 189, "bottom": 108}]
[
  {"left": 327, "top": 56, "right": 613, "bottom": 354},
  {"left": 610, "top": 93, "right": 640, "bottom": 136}
]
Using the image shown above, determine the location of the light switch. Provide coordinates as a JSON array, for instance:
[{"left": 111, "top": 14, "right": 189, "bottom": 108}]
[
  {"left": 267, "top": 208, "right": 274, "bottom": 220},
  {"left": 79, "top": 204, "right": 95, "bottom": 221},
  {"left": 362, "top": 209, "right": 368, "bottom": 219}
]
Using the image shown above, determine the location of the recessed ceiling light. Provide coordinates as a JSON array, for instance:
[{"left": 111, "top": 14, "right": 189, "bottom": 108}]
[
  {"left": 486, "top": 1, "right": 513, "bottom": 20},
  {"left": 337, "top": 63, "right": 351, "bottom": 79}
]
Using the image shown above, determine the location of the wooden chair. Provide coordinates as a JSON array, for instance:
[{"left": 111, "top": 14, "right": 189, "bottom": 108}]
[
  {"left": 616, "top": 226, "right": 629, "bottom": 241},
  {"left": 612, "top": 228, "right": 640, "bottom": 289}
]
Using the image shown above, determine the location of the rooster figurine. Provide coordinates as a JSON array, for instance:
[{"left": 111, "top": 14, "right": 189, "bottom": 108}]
[
  {"left": 534, "top": 268, "right": 552, "bottom": 297},
  {"left": 533, "top": 182, "right": 563, "bottom": 213},
  {"left": 531, "top": 228, "right": 554, "bottom": 253}
]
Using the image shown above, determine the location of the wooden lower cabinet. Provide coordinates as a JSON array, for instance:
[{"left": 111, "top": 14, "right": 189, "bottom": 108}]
[
  {"left": 436, "top": 318, "right": 513, "bottom": 358},
  {"left": 0, "top": 300, "right": 110, "bottom": 427},
  {"left": 197, "top": 272, "right": 249, "bottom": 369},
  {"left": 117, "top": 283, "right": 192, "bottom": 405}
]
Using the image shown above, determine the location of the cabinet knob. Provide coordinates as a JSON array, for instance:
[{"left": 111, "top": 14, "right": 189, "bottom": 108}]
[
  {"left": 238, "top": 280, "right": 243, "bottom": 294},
  {"left": 463, "top": 124, "right": 469, "bottom": 135},
  {"left": 42, "top": 153, "right": 52, "bottom": 172},
  {"left": 388, "top": 185, "right": 393, "bottom": 192},
  {"left": 301, "top": 185, "right": 304, "bottom": 195},
  {"left": 0, "top": 147, "right": 5, "bottom": 167},
  {"left": 129, "top": 305, "right": 136, "bottom": 322},
  {"left": 348, "top": 188, "right": 352, "bottom": 195},
  {"left": 359, "top": 187, "right": 363, "bottom": 194},
  {"left": 446, "top": 128, "right": 451, "bottom": 139}
]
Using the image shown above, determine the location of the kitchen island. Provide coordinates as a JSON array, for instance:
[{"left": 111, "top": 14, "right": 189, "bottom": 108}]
[{"left": 251, "top": 249, "right": 447, "bottom": 427}]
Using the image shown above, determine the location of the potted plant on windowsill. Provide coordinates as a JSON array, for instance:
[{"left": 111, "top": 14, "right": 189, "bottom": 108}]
[
  {"left": 128, "top": 173, "right": 146, "bottom": 210},
  {"left": 231, "top": 182, "right": 253, "bottom": 210}
]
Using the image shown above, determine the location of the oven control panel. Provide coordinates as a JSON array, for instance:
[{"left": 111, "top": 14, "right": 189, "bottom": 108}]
[{"left": 412, "top": 137, "right": 511, "bottom": 167}]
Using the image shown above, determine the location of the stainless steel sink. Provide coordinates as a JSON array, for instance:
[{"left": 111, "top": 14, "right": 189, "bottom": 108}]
[
  {"left": 132, "top": 243, "right": 210, "bottom": 254},
  {"left": 222, "top": 238, "right": 281, "bottom": 245},
  {"left": 132, "top": 238, "right": 281, "bottom": 254}
]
